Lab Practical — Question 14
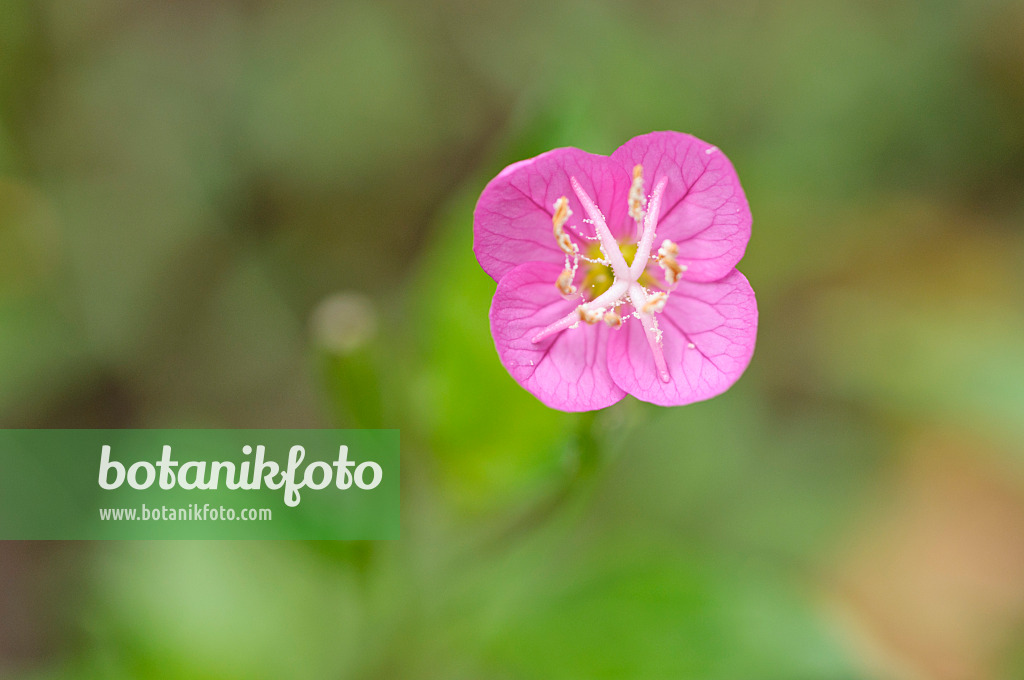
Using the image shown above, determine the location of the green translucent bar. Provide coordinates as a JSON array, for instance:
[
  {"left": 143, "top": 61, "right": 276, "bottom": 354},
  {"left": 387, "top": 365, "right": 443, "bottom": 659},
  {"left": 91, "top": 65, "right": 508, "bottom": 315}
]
[{"left": 0, "top": 430, "right": 399, "bottom": 539}]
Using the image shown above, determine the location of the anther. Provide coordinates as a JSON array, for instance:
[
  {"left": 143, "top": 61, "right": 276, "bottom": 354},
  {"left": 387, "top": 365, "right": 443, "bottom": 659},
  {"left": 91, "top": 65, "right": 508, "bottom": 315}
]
[
  {"left": 579, "top": 306, "right": 603, "bottom": 325},
  {"left": 556, "top": 268, "right": 576, "bottom": 296},
  {"left": 656, "top": 239, "right": 686, "bottom": 285},
  {"left": 552, "top": 196, "right": 576, "bottom": 256},
  {"left": 603, "top": 309, "right": 622, "bottom": 328},
  {"left": 641, "top": 291, "right": 668, "bottom": 314},
  {"left": 628, "top": 164, "right": 646, "bottom": 225}
]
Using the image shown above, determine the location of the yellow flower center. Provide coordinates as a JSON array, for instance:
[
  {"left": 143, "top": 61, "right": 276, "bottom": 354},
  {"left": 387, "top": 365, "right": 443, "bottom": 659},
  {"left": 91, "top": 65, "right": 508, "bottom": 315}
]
[{"left": 580, "top": 242, "right": 656, "bottom": 300}]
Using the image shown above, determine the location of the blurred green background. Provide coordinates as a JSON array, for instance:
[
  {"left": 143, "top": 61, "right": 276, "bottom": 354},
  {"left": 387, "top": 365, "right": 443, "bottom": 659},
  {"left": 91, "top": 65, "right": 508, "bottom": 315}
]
[{"left": 2, "top": 0, "right": 1024, "bottom": 678}]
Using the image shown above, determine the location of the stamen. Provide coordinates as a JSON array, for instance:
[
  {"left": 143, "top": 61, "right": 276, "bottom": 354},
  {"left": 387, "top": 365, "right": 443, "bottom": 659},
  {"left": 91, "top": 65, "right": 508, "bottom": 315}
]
[
  {"left": 656, "top": 239, "right": 687, "bottom": 285},
  {"left": 579, "top": 307, "right": 603, "bottom": 324},
  {"left": 550, "top": 196, "right": 584, "bottom": 295},
  {"left": 556, "top": 268, "right": 576, "bottom": 296},
  {"left": 553, "top": 196, "right": 571, "bottom": 227},
  {"left": 641, "top": 291, "right": 667, "bottom": 314},
  {"left": 628, "top": 164, "right": 646, "bottom": 225},
  {"left": 603, "top": 309, "right": 622, "bottom": 328},
  {"left": 552, "top": 196, "right": 576, "bottom": 256}
]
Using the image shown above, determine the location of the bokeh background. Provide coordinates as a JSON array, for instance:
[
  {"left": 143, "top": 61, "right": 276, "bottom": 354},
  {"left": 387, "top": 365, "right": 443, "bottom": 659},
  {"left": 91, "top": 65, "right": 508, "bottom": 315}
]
[{"left": 2, "top": 0, "right": 1024, "bottom": 678}]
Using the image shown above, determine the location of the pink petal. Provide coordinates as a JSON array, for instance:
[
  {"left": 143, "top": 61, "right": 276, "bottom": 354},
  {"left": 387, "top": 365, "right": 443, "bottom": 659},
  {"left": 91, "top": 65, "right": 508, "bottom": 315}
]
[
  {"left": 606, "top": 270, "right": 757, "bottom": 406},
  {"left": 490, "top": 262, "right": 626, "bottom": 411},
  {"left": 474, "top": 148, "right": 632, "bottom": 282},
  {"left": 611, "top": 131, "right": 751, "bottom": 282}
]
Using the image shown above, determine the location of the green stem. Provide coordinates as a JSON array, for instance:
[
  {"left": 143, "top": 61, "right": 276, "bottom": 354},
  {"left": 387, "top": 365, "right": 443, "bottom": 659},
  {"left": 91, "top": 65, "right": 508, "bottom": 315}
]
[{"left": 475, "top": 410, "right": 607, "bottom": 556}]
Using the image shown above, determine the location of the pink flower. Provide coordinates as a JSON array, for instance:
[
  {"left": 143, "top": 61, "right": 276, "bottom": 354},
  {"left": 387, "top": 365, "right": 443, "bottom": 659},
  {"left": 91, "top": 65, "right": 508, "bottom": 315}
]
[{"left": 474, "top": 131, "right": 757, "bottom": 411}]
